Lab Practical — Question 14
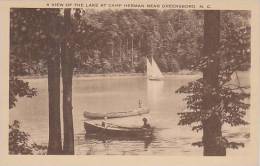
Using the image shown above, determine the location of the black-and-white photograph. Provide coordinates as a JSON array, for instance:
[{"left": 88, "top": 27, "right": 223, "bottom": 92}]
[{"left": 9, "top": 8, "right": 251, "bottom": 156}]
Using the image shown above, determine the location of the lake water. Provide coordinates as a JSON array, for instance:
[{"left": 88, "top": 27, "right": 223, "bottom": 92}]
[{"left": 10, "top": 72, "right": 250, "bottom": 155}]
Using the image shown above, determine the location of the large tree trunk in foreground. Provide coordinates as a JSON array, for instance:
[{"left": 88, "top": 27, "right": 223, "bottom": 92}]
[
  {"left": 202, "top": 10, "right": 226, "bottom": 156},
  {"left": 47, "top": 46, "right": 62, "bottom": 154},
  {"left": 46, "top": 11, "right": 62, "bottom": 154},
  {"left": 61, "top": 8, "right": 74, "bottom": 155}
]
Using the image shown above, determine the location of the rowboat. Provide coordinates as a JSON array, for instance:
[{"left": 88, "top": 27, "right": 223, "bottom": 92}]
[
  {"left": 83, "top": 107, "right": 149, "bottom": 119},
  {"left": 84, "top": 121, "right": 153, "bottom": 138}
]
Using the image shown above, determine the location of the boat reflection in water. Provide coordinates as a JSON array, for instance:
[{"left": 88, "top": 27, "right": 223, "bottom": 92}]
[{"left": 84, "top": 132, "right": 154, "bottom": 152}]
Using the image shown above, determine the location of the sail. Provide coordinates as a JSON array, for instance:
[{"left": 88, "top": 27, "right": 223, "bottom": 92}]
[
  {"left": 147, "top": 58, "right": 152, "bottom": 77},
  {"left": 147, "top": 57, "right": 163, "bottom": 80},
  {"left": 151, "top": 57, "right": 163, "bottom": 78}
]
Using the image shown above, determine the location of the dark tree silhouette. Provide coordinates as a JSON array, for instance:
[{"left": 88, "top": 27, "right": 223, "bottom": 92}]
[
  {"left": 61, "top": 8, "right": 75, "bottom": 155},
  {"left": 47, "top": 12, "right": 62, "bottom": 155},
  {"left": 202, "top": 10, "right": 226, "bottom": 156}
]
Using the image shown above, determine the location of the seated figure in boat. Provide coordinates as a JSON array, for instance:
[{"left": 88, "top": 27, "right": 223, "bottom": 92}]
[
  {"left": 138, "top": 99, "right": 143, "bottom": 108},
  {"left": 102, "top": 116, "right": 108, "bottom": 128},
  {"left": 142, "top": 118, "right": 151, "bottom": 129}
]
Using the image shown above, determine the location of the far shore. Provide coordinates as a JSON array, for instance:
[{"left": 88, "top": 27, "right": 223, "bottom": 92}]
[{"left": 18, "top": 70, "right": 201, "bottom": 80}]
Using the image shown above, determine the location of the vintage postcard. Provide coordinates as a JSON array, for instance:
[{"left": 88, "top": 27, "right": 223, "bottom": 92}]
[{"left": 0, "top": 0, "right": 259, "bottom": 166}]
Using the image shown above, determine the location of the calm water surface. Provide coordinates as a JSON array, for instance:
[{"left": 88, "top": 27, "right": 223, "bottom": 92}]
[{"left": 10, "top": 73, "right": 250, "bottom": 155}]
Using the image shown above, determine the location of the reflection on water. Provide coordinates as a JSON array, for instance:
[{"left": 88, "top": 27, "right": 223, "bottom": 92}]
[
  {"left": 84, "top": 133, "right": 154, "bottom": 154},
  {"left": 147, "top": 80, "right": 164, "bottom": 106},
  {"left": 10, "top": 73, "right": 250, "bottom": 155}
]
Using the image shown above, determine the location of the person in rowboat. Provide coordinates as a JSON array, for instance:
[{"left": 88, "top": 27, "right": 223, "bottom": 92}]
[
  {"left": 142, "top": 118, "right": 151, "bottom": 129},
  {"left": 102, "top": 116, "right": 108, "bottom": 128},
  {"left": 138, "top": 99, "right": 142, "bottom": 108}
]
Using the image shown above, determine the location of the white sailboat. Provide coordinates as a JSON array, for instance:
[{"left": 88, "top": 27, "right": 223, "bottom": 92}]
[{"left": 147, "top": 56, "right": 163, "bottom": 81}]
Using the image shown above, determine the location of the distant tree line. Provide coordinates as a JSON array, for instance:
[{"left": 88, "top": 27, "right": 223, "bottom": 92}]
[
  {"left": 15, "top": 10, "right": 251, "bottom": 76},
  {"left": 11, "top": 9, "right": 250, "bottom": 76},
  {"left": 8, "top": 10, "right": 182, "bottom": 75}
]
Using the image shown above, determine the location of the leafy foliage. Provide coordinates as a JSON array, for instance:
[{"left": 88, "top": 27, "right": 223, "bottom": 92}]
[
  {"left": 9, "top": 120, "right": 47, "bottom": 155},
  {"left": 9, "top": 77, "right": 37, "bottom": 109},
  {"left": 176, "top": 11, "right": 250, "bottom": 148}
]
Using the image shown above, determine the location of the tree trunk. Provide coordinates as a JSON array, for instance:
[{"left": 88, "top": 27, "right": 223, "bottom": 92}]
[
  {"left": 61, "top": 8, "right": 74, "bottom": 155},
  {"left": 119, "top": 39, "right": 122, "bottom": 63},
  {"left": 47, "top": 45, "right": 62, "bottom": 154},
  {"left": 111, "top": 41, "right": 114, "bottom": 59},
  {"left": 131, "top": 34, "right": 134, "bottom": 68},
  {"left": 202, "top": 10, "right": 226, "bottom": 156}
]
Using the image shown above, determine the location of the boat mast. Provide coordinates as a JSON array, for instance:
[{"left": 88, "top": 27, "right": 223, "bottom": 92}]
[
  {"left": 131, "top": 33, "right": 134, "bottom": 69},
  {"left": 150, "top": 35, "right": 154, "bottom": 66}
]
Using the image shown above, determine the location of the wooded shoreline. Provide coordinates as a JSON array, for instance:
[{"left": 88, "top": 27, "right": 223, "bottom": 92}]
[{"left": 18, "top": 70, "right": 200, "bottom": 79}]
